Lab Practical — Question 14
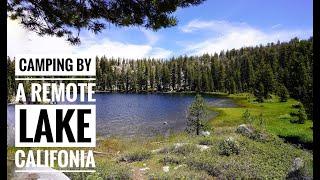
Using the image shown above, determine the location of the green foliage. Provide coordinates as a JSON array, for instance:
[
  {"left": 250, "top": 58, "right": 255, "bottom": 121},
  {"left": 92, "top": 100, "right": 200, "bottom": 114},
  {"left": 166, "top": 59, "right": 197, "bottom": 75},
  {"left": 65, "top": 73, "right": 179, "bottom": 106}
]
[
  {"left": 290, "top": 106, "right": 307, "bottom": 124},
  {"left": 66, "top": 159, "right": 131, "bottom": 180},
  {"left": 149, "top": 167, "right": 212, "bottom": 180},
  {"left": 86, "top": 175, "right": 103, "bottom": 180},
  {"left": 254, "top": 82, "right": 265, "bottom": 102},
  {"left": 173, "top": 144, "right": 198, "bottom": 155},
  {"left": 242, "top": 109, "right": 254, "bottom": 124},
  {"left": 160, "top": 155, "right": 183, "bottom": 165},
  {"left": 7, "top": 37, "right": 313, "bottom": 117},
  {"left": 292, "top": 102, "right": 303, "bottom": 109},
  {"left": 198, "top": 137, "right": 215, "bottom": 145},
  {"left": 8, "top": 0, "right": 205, "bottom": 44},
  {"left": 186, "top": 94, "right": 208, "bottom": 135},
  {"left": 120, "top": 149, "right": 152, "bottom": 162},
  {"left": 278, "top": 84, "right": 289, "bottom": 102},
  {"left": 257, "top": 113, "right": 266, "bottom": 128},
  {"left": 218, "top": 137, "right": 240, "bottom": 156}
]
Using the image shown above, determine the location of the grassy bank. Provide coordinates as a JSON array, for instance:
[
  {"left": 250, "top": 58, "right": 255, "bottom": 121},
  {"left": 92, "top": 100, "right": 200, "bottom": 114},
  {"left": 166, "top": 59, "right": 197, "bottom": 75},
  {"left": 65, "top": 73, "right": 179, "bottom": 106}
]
[
  {"left": 209, "top": 94, "right": 313, "bottom": 148},
  {"left": 7, "top": 94, "right": 313, "bottom": 179}
]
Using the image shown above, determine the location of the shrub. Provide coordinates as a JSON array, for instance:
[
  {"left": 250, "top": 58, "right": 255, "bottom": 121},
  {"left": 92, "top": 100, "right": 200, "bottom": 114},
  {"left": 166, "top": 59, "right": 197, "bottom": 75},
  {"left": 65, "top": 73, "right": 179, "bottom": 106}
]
[
  {"left": 67, "top": 160, "right": 131, "bottom": 180},
  {"left": 277, "top": 84, "right": 289, "bottom": 102},
  {"left": 198, "top": 137, "right": 215, "bottom": 145},
  {"left": 149, "top": 168, "right": 211, "bottom": 179},
  {"left": 160, "top": 155, "right": 183, "bottom": 165},
  {"left": 173, "top": 144, "right": 198, "bottom": 155},
  {"left": 290, "top": 106, "right": 307, "bottom": 124},
  {"left": 186, "top": 158, "right": 221, "bottom": 176},
  {"left": 242, "top": 109, "right": 253, "bottom": 124},
  {"left": 218, "top": 137, "right": 240, "bottom": 156},
  {"left": 86, "top": 175, "right": 103, "bottom": 180},
  {"left": 256, "top": 113, "right": 265, "bottom": 129},
  {"left": 120, "top": 150, "right": 152, "bottom": 162},
  {"left": 292, "top": 102, "right": 303, "bottom": 109}
]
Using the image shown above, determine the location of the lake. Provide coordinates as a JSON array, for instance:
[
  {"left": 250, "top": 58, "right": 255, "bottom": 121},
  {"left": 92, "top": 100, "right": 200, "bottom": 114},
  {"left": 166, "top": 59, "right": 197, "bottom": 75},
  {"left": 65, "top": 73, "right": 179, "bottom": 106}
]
[{"left": 7, "top": 93, "right": 236, "bottom": 140}]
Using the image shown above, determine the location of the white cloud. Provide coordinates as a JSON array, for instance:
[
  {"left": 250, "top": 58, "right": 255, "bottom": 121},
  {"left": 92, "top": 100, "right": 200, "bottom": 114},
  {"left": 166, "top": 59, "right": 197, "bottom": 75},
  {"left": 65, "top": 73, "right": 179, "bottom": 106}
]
[
  {"left": 140, "top": 29, "right": 159, "bottom": 45},
  {"left": 7, "top": 18, "right": 74, "bottom": 55},
  {"left": 180, "top": 19, "right": 312, "bottom": 55},
  {"left": 181, "top": 19, "right": 248, "bottom": 33},
  {"left": 7, "top": 19, "right": 171, "bottom": 59},
  {"left": 271, "top": 24, "right": 282, "bottom": 29},
  {"left": 75, "top": 37, "right": 171, "bottom": 59}
]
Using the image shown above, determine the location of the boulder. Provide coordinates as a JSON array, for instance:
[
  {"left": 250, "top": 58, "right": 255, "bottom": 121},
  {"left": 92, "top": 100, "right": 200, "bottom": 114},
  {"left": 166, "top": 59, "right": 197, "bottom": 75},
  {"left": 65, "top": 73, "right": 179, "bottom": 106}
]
[
  {"left": 139, "top": 167, "right": 150, "bottom": 172},
  {"left": 163, "top": 166, "right": 170, "bottom": 173},
  {"left": 286, "top": 158, "right": 310, "bottom": 179},
  {"left": 196, "top": 145, "right": 210, "bottom": 151},
  {"left": 200, "top": 131, "right": 211, "bottom": 137},
  {"left": 292, "top": 158, "right": 304, "bottom": 172},
  {"left": 236, "top": 124, "right": 253, "bottom": 136}
]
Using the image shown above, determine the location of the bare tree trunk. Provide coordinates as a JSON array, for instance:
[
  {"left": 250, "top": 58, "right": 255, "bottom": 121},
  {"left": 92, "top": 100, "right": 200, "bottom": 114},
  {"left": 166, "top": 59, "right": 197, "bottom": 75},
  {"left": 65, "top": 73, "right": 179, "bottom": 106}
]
[{"left": 196, "top": 117, "right": 199, "bottom": 135}]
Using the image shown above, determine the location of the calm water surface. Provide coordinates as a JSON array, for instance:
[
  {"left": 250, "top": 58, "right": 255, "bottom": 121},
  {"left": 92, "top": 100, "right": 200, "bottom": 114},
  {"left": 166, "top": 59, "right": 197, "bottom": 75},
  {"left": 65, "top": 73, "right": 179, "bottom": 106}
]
[{"left": 7, "top": 93, "right": 236, "bottom": 138}]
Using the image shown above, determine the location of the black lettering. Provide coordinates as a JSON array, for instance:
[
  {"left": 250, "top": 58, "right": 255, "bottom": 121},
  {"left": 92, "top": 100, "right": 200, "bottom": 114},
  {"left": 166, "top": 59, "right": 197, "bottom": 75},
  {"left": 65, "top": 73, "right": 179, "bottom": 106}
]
[
  {"left": 56, "top": 109, "right": 75, "bottom": 142},
  {"left": 34, "top": 109, "right": 53, "bottom": 143},
  {"left": 77, "top": 58, "right": 84, "bottom": 71},
  {"left": 19, "top": 109, "right": 33, "bottom": 142},
  {"left": 84, "top": 58, "right": 91, "bottom": 71},
  {"left": 19, "top": 58, "right": 27, "bottom": 71},
  {"left": 78, "top": 109, "right": 91, "bottom": 142}
]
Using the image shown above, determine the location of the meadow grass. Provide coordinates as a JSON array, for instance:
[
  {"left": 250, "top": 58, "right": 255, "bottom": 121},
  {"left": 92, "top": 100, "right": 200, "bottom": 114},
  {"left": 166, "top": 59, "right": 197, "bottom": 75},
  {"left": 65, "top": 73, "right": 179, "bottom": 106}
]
[{"left": 208, "top": 94, "right": 313, "bottom": 147}]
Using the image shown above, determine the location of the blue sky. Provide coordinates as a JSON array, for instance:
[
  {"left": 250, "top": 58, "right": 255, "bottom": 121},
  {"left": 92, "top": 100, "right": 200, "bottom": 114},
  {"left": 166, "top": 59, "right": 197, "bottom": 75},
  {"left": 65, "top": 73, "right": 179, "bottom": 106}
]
[{"left": 7, "top": 0, "right": 313, "bottom": 59}]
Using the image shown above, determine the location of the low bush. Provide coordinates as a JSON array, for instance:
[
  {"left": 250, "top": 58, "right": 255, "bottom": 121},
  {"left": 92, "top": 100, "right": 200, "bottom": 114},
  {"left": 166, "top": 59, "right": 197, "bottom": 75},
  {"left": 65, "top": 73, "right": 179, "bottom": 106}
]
[
  {"left": 67, "top": 160, "right": 131, "bottom": 180},
  {"left": 119, "top": 150, "right": 152, "bottom": 162},
  {"left": 160, "top": 155, "right": 183, "bottom": 165},
  {"left": 198, "top": 137, "right": 215, "bottom": 145},
  {"left": 186, "top": 158, "right": 221, "bottom": 176},
  {"left": 292, "top": 102, "right": 303, "bottom": 109},
  {"left": 173, "top": 144, "right": 198, "bottom": 155},
  {"left": 218, "top": 137, "right": 240, "bottom": 156},
  {"left": 290, "top": 107, "right": 307, "bottom": 124},
  {"left": 149, "top": 168, "right": 211, "bottom": 180}
]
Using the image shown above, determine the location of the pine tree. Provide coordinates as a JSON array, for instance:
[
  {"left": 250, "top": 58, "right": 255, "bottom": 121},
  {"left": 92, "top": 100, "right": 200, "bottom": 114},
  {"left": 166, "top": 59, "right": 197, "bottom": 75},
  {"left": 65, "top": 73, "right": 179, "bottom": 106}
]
[
  {"left": 278, "top": 84, "right": 289, "bottom": 102},
  {"left": 186, "top": 94, "right": 208, "bottom": 135}
]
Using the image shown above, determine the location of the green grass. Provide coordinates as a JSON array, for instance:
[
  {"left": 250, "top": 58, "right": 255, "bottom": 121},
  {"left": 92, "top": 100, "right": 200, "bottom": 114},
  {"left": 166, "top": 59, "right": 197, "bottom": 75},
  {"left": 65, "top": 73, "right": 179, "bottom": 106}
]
[{"left": 208, "top": 94, "right": 313, "bottom": 147}]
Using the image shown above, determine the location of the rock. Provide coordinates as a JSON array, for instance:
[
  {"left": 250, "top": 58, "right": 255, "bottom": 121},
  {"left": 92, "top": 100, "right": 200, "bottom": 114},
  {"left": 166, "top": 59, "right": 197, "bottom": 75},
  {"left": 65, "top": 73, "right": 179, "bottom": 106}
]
[
  {"left": 286, "top": 158, "right": 310, "bottom": 179},
  {"left": 236, "top": 124, "right": 253, "bottom": 136},
  {"left": 174, "top": 143, "right": 188, "bottom": 149},
  {"left": 292, "top": 158, "right": 304, "bottom": 171},
  {"left": 139, "top": 167, "right": 150, "bottom": 171},
  {"left": 163, "top": 166, "right": 170, "bottom": 173},
  {"left": 7, "top": 125, "right": 15, "bottom": 146},
  {"left": 200, "top": 131, "right": 211, "bottom": 137},
  {"left": 196, "top": 145, "right": 210, "bottom": 151},
  {"left": 151, "top": 148, "right": 162, "bottom": 153},
  {"left": 174, "top": 164, "right": 186, "bottom": 170},
  {"left": 236, "top": 124, "right": 269, "bottom": 141}
]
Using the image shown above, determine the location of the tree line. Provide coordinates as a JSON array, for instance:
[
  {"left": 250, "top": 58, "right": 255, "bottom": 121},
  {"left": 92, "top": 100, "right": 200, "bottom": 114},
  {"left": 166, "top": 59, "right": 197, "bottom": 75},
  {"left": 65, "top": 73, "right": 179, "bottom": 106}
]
[{"left": 7, "top": 37, "right": 313, "bottom": 117}]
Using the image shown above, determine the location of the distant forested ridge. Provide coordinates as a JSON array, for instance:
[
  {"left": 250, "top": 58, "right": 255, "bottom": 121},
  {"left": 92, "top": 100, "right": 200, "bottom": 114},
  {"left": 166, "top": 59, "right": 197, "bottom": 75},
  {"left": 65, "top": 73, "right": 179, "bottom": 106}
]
[{"left": 7, "top": 37, "right": 313, "bottom": 116}]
